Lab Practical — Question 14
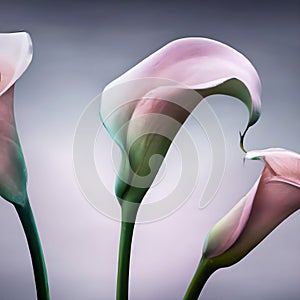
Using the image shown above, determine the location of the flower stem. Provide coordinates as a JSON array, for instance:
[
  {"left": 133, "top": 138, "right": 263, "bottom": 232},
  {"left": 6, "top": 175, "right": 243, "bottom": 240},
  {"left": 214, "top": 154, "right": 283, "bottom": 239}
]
[
  {"left": 183, "top": 258, "right": 215, "bottom": 300},
  {"left": 15, "top": 199, "right": 50, "bottom": 300},
  {"left": 116, "top": 203, "right": 138, "bottom": 300}
]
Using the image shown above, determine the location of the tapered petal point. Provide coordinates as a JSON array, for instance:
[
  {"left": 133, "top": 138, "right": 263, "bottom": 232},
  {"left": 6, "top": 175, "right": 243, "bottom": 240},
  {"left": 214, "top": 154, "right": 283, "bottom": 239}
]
[{"left": 0, "top": 32, "right": 33, "bottom": 96}]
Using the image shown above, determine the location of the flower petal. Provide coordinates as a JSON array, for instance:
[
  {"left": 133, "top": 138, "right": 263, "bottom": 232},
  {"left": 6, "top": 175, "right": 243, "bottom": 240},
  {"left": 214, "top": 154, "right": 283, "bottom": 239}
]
[
  {"left": 0, "top": 32, "right": 33, "bottom": 96},
  {"left": 203, "top": 178, "right": 259, "bottom": 258},
  {"left": 246, "top": 148, "right": 300, "bottom": 188},
  {"left": 102, "top": 37, "right": 261, "bottom": 131}
]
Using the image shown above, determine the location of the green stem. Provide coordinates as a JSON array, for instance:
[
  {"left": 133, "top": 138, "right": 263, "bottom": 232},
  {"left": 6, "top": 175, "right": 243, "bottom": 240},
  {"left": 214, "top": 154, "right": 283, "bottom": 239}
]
[
  {"left": 116, "top": 204, "right": 138, "bottom": 300},
  {"left": 15, "top": 199, "right": 50, "bottom": 300},
  {"left": 183, "top": 258, "right": 215, "bottom": 300}
]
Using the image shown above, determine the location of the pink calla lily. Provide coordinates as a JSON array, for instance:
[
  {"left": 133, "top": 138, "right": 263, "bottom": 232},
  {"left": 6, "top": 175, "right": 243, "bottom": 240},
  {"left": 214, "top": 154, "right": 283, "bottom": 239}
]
[
  {"left": 100, "top": 37, "right": 261, "bottom": 207},
  {"left": 184, "top": 148, "right": 300, "bottom": 299},
  {"left": 0, "top": 32, "right": 32, "bottom": 204},
  {"left": 203, "top": 148, "right": 300, "bottom": 261},
  {"left": 99, "top": 37, "right": 262, "bottom": 300},
  {"left": 0, "top": 32, "right": 49, "bottom": 300}
]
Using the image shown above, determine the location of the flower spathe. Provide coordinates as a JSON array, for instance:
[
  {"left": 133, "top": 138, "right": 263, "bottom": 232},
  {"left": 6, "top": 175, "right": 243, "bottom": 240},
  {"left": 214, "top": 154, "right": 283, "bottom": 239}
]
[
  {"left": 184, "top": 148, "right": 300, "bottom": 300},
  {"left": 202, "top": 148, "right": 300, "bottom": 265},
  {"left": 100, "top": 37, "right": 262, "bottom": 205},
  {"left": 0, "top": 32, "right": 32, "bottom": 205},
  {"left": 100, "top": 37, "right": 262, "bottom": 300},
  {"left": 0, "top": 32, "right": 49, "bottom": 300}
]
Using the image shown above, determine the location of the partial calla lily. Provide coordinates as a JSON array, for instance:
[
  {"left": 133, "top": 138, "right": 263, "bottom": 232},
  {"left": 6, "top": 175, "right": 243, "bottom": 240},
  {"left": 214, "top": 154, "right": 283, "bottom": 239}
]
[
  {"left": 99, "top": 37, "right": 261, "bottom": 300},
  {"left": 184, "top": 148, "right": 300, "bottom": 299},
  {"left": 0, "top": 32, "right": 49, "bottom": 300},
  {"left": 0, "top": 32, "right": 32, "bottom": 204}
]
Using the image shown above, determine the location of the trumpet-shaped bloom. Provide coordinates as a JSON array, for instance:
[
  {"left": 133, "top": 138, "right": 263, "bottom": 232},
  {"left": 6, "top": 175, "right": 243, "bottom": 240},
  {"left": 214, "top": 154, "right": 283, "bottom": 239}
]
[
  {"left": 0, "top": 32, "right": 32, "bottom": 205},
  {"left": 184, "top": 148, "right": 300, "bottom": 299},
  {"left": 203, "top": 148, "right": 300, "bottom": 266},
  {"left": 100, "top": 38, "right": 262, "bottom": 300},
  {"left": 100, "top": 37, "right": 262, "bottom": 205},
  {"left": 0, "top": 32, "right": 49, "bottom": 300}
]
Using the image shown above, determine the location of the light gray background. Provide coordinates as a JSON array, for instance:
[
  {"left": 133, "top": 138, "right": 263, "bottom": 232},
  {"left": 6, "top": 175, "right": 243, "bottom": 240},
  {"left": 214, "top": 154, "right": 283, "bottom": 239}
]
[{"left": 0, "top": 0, "right": 299, "bottom": 299}]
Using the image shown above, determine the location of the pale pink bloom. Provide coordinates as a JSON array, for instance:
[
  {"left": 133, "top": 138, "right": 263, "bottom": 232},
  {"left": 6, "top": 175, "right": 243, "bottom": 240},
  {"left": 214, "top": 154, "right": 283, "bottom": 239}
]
[
  {"left": 203, "top": 148, "right": 300, "bottom": 266},
  {"left": 0, "top": 32, "right": 32, "bottom": 205},
  {"left": 100, "top": 37, "right": 262, "bottom": 203}
]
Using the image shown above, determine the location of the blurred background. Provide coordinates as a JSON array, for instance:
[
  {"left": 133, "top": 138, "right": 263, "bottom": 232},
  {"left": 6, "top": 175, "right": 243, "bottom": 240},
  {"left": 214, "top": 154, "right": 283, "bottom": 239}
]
[{"left": 0, "top": 0, "right": 299, "bottom": 299}]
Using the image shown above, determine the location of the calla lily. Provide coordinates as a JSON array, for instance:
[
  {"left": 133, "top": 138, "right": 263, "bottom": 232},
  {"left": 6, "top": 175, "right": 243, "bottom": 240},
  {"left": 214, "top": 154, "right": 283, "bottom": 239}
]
[
  {"left": 101, "top": 37, "right": 261, "bottom": 208},
  {"left": 0, "top": 32, "right": 49, "bottom": 300},
  {"left": 100, "top": 37, "right": 261, "bottom": 299},
  {"left": 184, "top": 148, "right": 300, "bottom": 299},
  {"left": 0, "top": 32, "right": 32, "bottom": 204}
]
